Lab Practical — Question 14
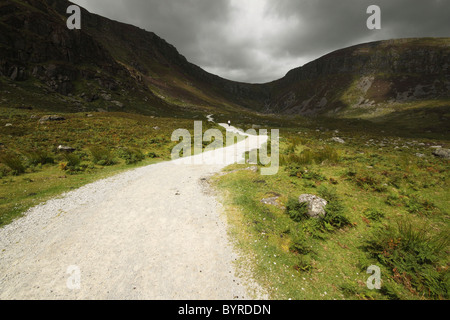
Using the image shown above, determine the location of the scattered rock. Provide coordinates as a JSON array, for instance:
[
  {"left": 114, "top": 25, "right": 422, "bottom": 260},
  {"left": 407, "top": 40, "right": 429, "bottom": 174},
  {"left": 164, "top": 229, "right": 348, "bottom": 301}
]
[
  {"left": 415, "top": 153, "right": 426, "bottom": 158},
  {"left": 432, "top": 148, "right": 450, "bottom": 159},
  {"left": 39, "top": 115, "right": 66, "bottom": 124},
  {"left": 261, "top": 197, "right": 281, "bottom": 207},
  {"left": 57, "top": 145, "right": 76, "bottom": 153},
  {"left": 100, "top": 93, "right": 112, "bottom": 101},
  {"left": 298, "top": 194, "right": 328, "bottom": 219},
  {"left": 5, "top": 123, "right": 12, "bottom": 127},
  {"left": 111, "top": 100, "right": 124, "bottom": 108},
  {"left": 331, "top": 137, "right": 345, "bottom": 144},
  {"left": 153, "top": 126, "right": 160, "bottom": 130}
]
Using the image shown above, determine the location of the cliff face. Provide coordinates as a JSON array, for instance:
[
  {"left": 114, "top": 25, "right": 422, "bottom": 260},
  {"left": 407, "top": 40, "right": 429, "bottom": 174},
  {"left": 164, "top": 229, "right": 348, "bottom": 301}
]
[
  {"left": 0, "top": 0, "right": 448, "bottom": 118},
  {"left": 0, "top": 0, "right": 129, "bottom": 94},
  {"left": 267, "top": 39, "right": 450, "bottom": 115}
]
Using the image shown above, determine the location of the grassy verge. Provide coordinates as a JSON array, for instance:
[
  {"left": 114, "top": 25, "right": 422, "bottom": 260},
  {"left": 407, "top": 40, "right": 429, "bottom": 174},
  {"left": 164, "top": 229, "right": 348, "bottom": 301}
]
[{"left": 213, "top": 125, "right": 449, "bottom": 300}]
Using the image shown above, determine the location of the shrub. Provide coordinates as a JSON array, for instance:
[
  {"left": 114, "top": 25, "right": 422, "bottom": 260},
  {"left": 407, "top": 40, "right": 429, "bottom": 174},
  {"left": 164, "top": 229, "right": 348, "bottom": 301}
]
[
  {"left": 285, "top": 164, "right": 302, "bottom": 177},
  {"left": 363, "top": 208, "right": 385, "bottom": 222},
  {"left": 403, "top": 195, "right": 437, "bottom": 216},
  {"left": 284, "top": 165, "right": 326, "bottom": 181},
  {"left": 289, "top": 230, "right": 313, "bottom": 255},
  {"left": 281, "top": 146, "right": 339, "bottom": 166},
  {"left": 293, "top": 255, "right": 314, "bottom": 272},
  {"left": 314, "top": 145, "right": 339, "bottom": 164},
  {"left": 286, "top": 197, "right": 308, "bottom": 222},
  {"left": 287, "top": 187, "right": 352, "bottom": 236},
  {"left": 118, "top": 147, "right": 145, "bottom": 164},
  {"left": 347, "top": 171, "right": 387, "bottom": 192},
  {"left": 318, "top": 186, "right": 352, "bottom": 230},
  {"left": 60, "top": 153, "right": 84, "bottom": 173},
  {"left": 0, "top": 152, "right": 25, "bottom": 175},
  {"left": 364, "top": 220, "right": 449, "bottom": 299},
  {"left": 89, "top": 146, "right": 116, "bottom": 166},
  {"left": 281, "top": 151, "right": 313, "bottom": 166},
  {"left": 24, "top": 149, "right": 54, "bottom": 166},
  {"left": 385, "top": 192, "right": 401, "bottom": 207}
]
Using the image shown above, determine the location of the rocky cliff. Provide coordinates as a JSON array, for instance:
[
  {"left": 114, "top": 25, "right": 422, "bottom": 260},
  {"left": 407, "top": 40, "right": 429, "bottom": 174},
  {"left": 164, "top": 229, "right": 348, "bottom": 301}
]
[
  {"left": 0, "top": 0, "right": 448, "bottom": 119},
  {"left": 267, "top": 38, "right": 450, "bottom": 115}
]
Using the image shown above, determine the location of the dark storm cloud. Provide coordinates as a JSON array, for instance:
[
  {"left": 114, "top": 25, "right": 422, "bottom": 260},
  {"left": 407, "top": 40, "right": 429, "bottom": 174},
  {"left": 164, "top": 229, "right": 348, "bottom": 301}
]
[{"left": 72, "top": 0, "right": 450, "bottom": 83}]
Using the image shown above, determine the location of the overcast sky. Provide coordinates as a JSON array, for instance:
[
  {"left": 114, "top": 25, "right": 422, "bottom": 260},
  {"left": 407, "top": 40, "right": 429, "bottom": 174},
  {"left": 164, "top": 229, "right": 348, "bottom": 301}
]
[{"left": 71, "top": 0, "right": 449, "bottom": 83}]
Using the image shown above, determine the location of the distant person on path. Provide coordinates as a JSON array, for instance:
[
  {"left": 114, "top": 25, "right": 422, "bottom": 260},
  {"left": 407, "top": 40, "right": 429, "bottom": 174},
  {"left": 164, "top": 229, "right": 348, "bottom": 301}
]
[{"left": 228, "top": 120, "right": 231, "bottom": 127}]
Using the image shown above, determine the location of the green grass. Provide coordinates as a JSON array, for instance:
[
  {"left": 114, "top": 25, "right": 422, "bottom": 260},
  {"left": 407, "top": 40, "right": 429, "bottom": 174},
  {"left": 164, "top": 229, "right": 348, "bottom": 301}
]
[{"left": 213, "top": 122, "right": 449, "bottom": 300}]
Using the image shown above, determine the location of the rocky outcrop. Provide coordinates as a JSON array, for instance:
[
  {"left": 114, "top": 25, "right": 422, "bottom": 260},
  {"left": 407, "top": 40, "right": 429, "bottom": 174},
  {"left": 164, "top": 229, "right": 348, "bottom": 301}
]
[{"left": 0, "top": 0, "right": 137, "bottom": 96}]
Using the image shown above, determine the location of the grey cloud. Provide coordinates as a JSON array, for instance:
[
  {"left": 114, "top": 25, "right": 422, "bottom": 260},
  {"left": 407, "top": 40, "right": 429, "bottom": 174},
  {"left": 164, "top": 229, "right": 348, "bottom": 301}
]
[{"left": 72, "top": 0, "right": 450, "bottom": 83}]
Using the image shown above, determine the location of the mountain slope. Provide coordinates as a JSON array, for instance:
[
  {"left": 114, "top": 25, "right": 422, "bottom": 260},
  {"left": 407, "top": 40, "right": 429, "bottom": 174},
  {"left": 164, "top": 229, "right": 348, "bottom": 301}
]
[
  {"left": 266, "top": 38, "right": 450, "bottom": 116},
  {"left": 0, "top": 0, "right": 267, "bottom": 115},
  {"left": 0, "top": 0, "right": 449, "bottom": 129}
]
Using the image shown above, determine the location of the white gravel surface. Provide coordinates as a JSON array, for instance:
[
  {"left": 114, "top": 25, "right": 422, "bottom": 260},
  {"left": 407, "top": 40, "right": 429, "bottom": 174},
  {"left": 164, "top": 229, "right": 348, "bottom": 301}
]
[{"left": 0, "top": 124, "right": 269, "bottom": 300}]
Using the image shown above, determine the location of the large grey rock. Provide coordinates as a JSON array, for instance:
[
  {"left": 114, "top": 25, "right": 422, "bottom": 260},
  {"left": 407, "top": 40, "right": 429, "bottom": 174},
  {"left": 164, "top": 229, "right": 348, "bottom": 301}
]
[
  {"left": 432, "top": 148, "right": 450, "bottom": 159},
  {"left": 39, "top": 115, "right": 66, "bottom": 124},
  {"left": 57, "top": 145, "right": 76, "bottom": 153},
  {"left": 298, "top": 194, "right": 328, "bottom": 219}
]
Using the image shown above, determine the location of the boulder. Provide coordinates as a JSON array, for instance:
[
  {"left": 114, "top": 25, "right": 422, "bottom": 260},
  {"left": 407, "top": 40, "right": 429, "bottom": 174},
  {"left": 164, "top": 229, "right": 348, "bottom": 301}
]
[
  {"left": 298, "top": 194, "right": 328, "bottom": 219},
  {"left": 39, "top": 115, "right": 66, "bottom": 124},
  {"left": 432, "top": 148, "right": 450, "bottom": 159}
]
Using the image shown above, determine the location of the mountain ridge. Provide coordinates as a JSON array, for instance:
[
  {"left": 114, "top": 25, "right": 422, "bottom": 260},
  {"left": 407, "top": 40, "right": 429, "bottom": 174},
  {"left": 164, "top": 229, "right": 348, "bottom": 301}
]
[{"left": 0, "top": 0, "right": 449, "bottom": 125}]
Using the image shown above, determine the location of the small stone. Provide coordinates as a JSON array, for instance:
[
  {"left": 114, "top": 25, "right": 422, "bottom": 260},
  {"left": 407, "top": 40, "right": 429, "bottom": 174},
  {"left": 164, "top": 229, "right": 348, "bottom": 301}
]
[
  {"left": 331, "top": 137, "right": 345, "bottom": 144},
  {"left": 57, "top": 145, "right": 76, "bottom": 153}
]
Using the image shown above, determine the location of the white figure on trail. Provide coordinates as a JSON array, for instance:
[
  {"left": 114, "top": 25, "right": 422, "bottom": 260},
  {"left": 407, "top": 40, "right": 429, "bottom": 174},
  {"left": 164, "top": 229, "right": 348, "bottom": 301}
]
[{"left": 228, "top": 120, "right": 231, "bottom": 127}]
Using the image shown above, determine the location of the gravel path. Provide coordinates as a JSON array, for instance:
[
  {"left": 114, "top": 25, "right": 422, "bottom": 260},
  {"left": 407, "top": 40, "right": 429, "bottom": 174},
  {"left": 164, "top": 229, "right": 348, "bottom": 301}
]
[{"left": 0, "top": 124, "right": 268, "bottom": 300}]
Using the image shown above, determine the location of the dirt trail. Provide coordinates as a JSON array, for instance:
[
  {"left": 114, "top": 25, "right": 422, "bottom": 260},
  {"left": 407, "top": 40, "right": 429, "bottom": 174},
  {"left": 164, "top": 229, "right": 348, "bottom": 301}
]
[{"left": 0, "top": 124, "right": 268, "bottom": 300}]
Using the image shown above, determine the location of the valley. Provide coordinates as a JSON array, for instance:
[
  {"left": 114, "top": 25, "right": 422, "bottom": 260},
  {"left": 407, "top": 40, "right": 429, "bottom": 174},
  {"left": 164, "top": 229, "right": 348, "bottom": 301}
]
[{"left": 0, "top": 0, "right": 448, "bottom": 300}]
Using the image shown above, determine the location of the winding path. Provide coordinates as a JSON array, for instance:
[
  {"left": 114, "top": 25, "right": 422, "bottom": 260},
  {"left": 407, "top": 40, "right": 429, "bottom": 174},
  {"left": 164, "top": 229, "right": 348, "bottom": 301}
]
[{"left": 0, "top": 123, "right": 268, "bottom": 299}]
